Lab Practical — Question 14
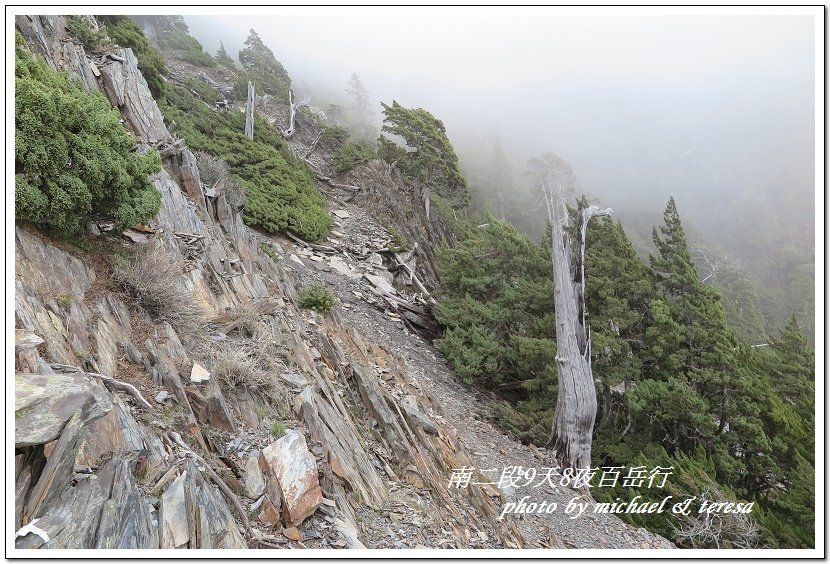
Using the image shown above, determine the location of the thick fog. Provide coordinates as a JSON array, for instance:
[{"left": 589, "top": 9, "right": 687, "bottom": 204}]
[{"left": 183, "top": 10, "right": 816, "bottom": 264}]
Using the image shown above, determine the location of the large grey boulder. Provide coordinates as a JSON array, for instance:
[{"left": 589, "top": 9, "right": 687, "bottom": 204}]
[{"left": 15, "top": 372, "right": 112, "bottom": 448}]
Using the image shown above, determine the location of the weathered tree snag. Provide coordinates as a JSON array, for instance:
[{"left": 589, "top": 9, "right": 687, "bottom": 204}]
[
  {"left": 497, "top": 191, "right": 507, "bottom": 221},
  {"left": 280, "top": 89, "right": 310, "bottom": 139},
  {"left": 538, "top": 158, "right": 611, "bottom": 470},
  {"left": 244, "top": 81, "right": 254, "bottom": 140},
  {"left": 304, "top": 128, "right": 324, "bottom": 158}
]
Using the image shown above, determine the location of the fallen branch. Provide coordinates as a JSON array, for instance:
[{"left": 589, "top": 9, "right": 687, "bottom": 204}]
[
  {"left": 285, "top": 230, "right": 338, "bottom": 254},
  {"left": 168, "top": 431, "right": 255, "bottom": 539},
  {"left": 320, "top": 178, "right": 360, "bottom": 192},
  {"left": 399, "top": 242, "right": 419, "bottom": 265},
  {"left": 49, "top": 363, "right": 153, "bottom": 410},
  {"left": 291, "top": 152, "right": 363, "bottom": 193},
  {"left": 304, "top": 128, "right": 324, "bottom": 158},
  {"left": 254, "top": 537, "right": 285, "bottom": 549},
  {"left": 173, "top": 231, "right": 205, "bottom": 240},
  {"left": 390, "top": 251, "right": 435, "bottom": 305}
]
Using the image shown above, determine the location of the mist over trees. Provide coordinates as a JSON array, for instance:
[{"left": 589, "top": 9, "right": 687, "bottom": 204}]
[
  {"left": 142, "top": 11, "right": 815, "bottom": 547},
  {"left": 180, "top": 10, "right": 815, "bottom": 336}
]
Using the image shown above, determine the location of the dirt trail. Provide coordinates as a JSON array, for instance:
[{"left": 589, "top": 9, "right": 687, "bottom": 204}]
[{"left": 277, "top": 203, "right": 675, "bottom": 550}]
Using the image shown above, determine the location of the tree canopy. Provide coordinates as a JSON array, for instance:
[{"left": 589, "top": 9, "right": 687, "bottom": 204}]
[
  {"left": 378, "top": 100, "right": 469, "bottom": 206},
  {"left": 237, "top": 29, "right": 291, "bottom": 102},
  {"left": 15, "top": 38, "right": 161, "bottom": 235},
  {"left": 435, "top": 191, "right": 815, "bottom": 548},
  {"left": 344, "top": 73, "right": 374, "bottom": 139},
  {"left": 215, "top": 41, "right": 235, "bottom": 69}
]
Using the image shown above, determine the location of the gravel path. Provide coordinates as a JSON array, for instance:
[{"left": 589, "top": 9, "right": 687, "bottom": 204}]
[{"left": 272, "top": 202, "right": 675, "bottom": 550}]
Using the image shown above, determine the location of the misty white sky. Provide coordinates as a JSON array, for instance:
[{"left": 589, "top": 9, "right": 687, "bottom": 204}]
[{"left": 183, "top": 9, "right": 817, "bottom": 238}]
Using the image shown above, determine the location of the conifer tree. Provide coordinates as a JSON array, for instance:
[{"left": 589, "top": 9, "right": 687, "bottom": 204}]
[
  {"left": 378, "top": 100, "right": 469, "bottom": 208},
  {"left": 436, "top": 213, "right": 554, "bottom": 389},
  {"left": 581, "top": 210, "right": 656, "bottom": 425},
  {"left": 649, "top": 197, "right": 739, "bottom": 431},
  {"left": 238, "top": 29, "right": 291, "bottom": 101},
  {"left": 765, "top": 316, "right": 815, "bottom": 458},
  {"left": 215, "top": 41, "right": 235, "bottom": 69},
  {"left": 344, "top": 73, "right": 373, "bottom": 139}
]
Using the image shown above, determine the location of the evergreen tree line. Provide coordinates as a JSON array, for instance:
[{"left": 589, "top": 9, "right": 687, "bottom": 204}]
[
  {"left": 458, "top": 136, "right": 814, "bottom": 346},
  {"left": 435, "top": 192, "right": 815, "bottom": 548}
]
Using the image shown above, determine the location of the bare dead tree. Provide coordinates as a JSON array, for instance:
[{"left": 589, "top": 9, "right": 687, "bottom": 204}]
[
  {"left": 304, "top": 128, "right": 324, "bottom": 158},
  {"left": 280, "top": 89, "right": 310, "bottom": 138},
  {"left": 533, "top": 153, "right": 611, "bottom": 470},
  {"left": 673, "top": 491, "right": 761, "bottom": 549},
  {"left": 244, "top": 81, "right": 254, "bottom": 140},
  {"left": 691, "top": 244, "right": 742, "bottom": 284}
]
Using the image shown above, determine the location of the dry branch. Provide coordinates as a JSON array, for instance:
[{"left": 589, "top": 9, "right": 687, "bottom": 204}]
[
  {"left": 390, "top": 252, "right": 435, "bottom": 305},
  {"left": 304, "top": 128, "right": 324, "bottom": 158},
  {"left": 48, "top": 363, "right": 153, "bottom": 410},
  {"left": 284, "top": 230, "right": 338, "bottom": 254},
  {"left": 299, "top": 156, "right": 362, "bottom": 192}
]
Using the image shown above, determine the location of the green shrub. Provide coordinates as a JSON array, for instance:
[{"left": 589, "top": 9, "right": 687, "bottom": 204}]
[
  {"left": 259, "top": 242, "right": 280, "bottom": 263},
  {"left": 333, "top": 141, "right": 376, "bottom": 174},
  {"left": 157, "top": 30, "right": 216, "bottom": 67},
  {"left": 435, "top": 214, "right": 555, "bottom": 390},
  {"left": 186, "top": 77, "right": 222, "bottom": 104},
  {"left": 230, "top": 71, "right": 290, "bottom": 105},
  {"left": 15, "top": 40, "right": 161, "bottom": 235},
  {"left": 66, "top": 16, "right": 110, "bottom": 52},
  {"left": 321, "top": 125, "right": 349, "bottom": 144},
  {"left": 160, "top": 84, "right": 330, "bottom": 240},
  {"left": 298, "top": 283, "right": 336, "bottom": 313},
  {"left": 97, "top": 16, "right": 167, "bottom": 99},
  {"left": 388, "top": 225, "right": 408, "bottom": 252}
]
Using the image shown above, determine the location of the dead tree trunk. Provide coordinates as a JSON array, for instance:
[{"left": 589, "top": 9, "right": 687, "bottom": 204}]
[
  {"left": 540, "top": 164, "right": 611, "bottom": 470},
  {"left": 280, "top": 89, "right": 310, "bottom": 138},
  {"left": 244, "top": 81, "right": 254, "bottom": 140}
]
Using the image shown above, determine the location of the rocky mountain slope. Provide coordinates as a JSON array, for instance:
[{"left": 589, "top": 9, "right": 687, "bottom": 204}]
[{"left": 13, "top": 15, "right": 672, "bottom": 551}]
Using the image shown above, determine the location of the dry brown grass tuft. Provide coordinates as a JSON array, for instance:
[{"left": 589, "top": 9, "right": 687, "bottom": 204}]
[
  {"left": 113, "top": 244, "right": 206, "bottom": 338},
  {"left": 209, "top": 330, "right": 284, "bottom": 400}
]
